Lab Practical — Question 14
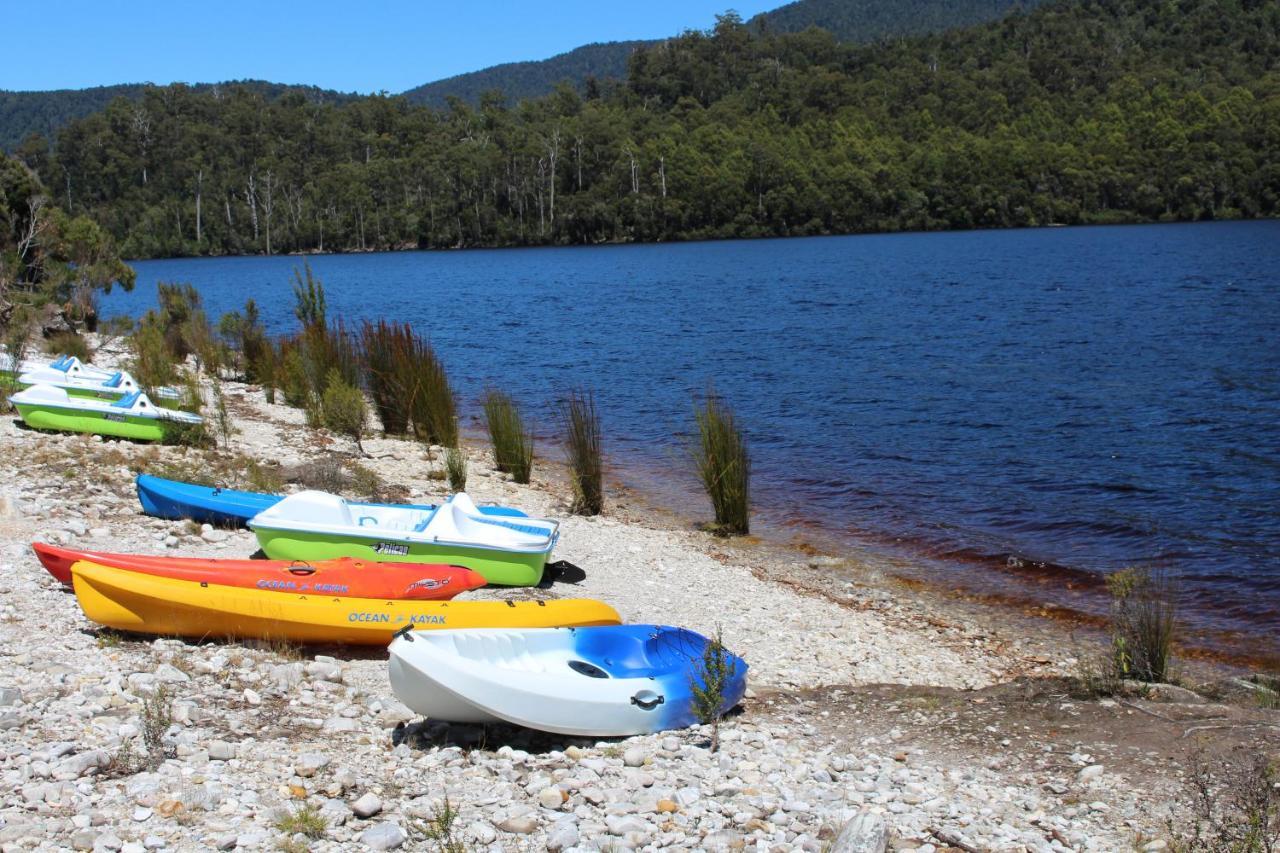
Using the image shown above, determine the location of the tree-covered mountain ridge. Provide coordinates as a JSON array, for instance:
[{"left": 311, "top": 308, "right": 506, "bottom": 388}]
[
  {"left": 2, "top": 0, "right": 1050, "bottom": 149},
  {"left": 0, "top": 82, "right": 359, "bottom": 153},
  {"left": 15, "top": 0, "right": 1280, "bottom": 259}
]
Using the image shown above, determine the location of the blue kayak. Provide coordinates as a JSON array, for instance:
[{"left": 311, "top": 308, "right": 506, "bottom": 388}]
[{"left": 135, "top": 473, "right": 529, "bottom": 528}]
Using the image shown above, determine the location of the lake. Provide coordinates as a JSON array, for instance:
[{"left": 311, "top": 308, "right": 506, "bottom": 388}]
[{"left": 106, "top": 221, "right": 1280, "bottom": 661}]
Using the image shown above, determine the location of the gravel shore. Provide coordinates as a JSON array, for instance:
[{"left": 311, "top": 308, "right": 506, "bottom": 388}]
[{"left": 0, "top": 340, "right": 1265, "bottom": 852}]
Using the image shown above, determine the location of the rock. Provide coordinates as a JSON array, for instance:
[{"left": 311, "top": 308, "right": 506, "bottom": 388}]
[
  {"left": 55, "top": 750, "right": 109, "bottom": 779},
  {"left": 201, "top": 528, "right": 229, "bottom": 544},
  {"left": 359, "top": 822, "right": 407, "bottom": 850},
  {"left": 0, "top": 687, "right": 22, "bottom": 707},
  {"left": 1144, "top": 683, "right": 1206, "bottom": 704},
  {"left": 538, "top": 786, "right": 565, "bottom": 809},
  {"left": 494, "top": 815, "right": 538, "bottom": 834},
  {"left": 1077, "top": 764, "right": 1105, "bottom": 784},
  {"left": 351, "top": 792, "right": 383, "bottom": 818},
  {"left": 214, "top": 833, "right": 237, "bottom": 850},
  {"left": 546, "top": 818, "right": 580, "bottom": 851},
  {"left": 830, "top": 813, "right": 889, "bottom": 853},
  {"left": 294, "top": 753, "right": 331, "bottom": 778},
  {"left": 142, "top": 837, "right": 165, "bottom": 850},
  {"left": 208, "top": 741, "right": 235, "bottom": 761},
  {"left": 605, "top": 814, "right": 650, "bottom": 836},
  {"left": 242, "top": 688, "right": 261, "bottom": 706},
  {"left": 656, "top": 799, "right": 679, "bottom": 813},
  {"left": 306, "top": 660, "right": 344, "bottom": 683},
  {"left": 132, "top": 807, "right": 152, "bottom": 822},
  {"left": 675, "top": 786, "right": 701, "bottom": 807},
  {"left": 623, "top": 746, "right": 647, "bottom": 767},
  {"left": 92, "top": 832, "right": 123, "bottom": 853},
  {"left": 71, "top": 831, "right": 97, "bottom": 851},
  {"left": 153, "top": 664, "right": 190, "bottom": 683},
  {"left": 324, "top": 717, "right": 358, "bottom": 733}
]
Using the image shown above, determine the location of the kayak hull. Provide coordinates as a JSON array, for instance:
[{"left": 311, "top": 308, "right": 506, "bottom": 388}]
[
  {"left": 254, "top": 526, "right": 549, "bottom": 587},
  {"left": 71, "top": 561, "right": 619, "bottom": 644},
  {"left": 31, "top": 542, "right": 487, "bottom": 599},
  {"left": 388, "top": 626, "right": 748, "bottom": 736}
]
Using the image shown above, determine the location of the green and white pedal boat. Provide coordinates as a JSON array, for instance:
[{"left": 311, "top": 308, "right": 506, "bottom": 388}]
[
  {"left": 18, "top": 365, "right": 180, "bottom": 404},
  {"left": 9, "top": 384, "right": 202, "bottom": 442},
  {"left": 248, "top": 491, "right": 560, "bottom": 587}
]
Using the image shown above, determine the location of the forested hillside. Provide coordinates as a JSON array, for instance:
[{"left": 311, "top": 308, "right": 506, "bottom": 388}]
[
  {"left": 0, "top": 82, "right": 356, "bottom": 153},
  {"left": 18, "top": 0, "right": 1280, "bottom": 259},
  {"left": 752, "top": 0, "right": 1050, "bottom": 39},
  {"left": 3, "top": 0, "right": 1056, "bottom": 147},
  {"left": 402, "top": 42, "right": 649, "bottom": 109}
]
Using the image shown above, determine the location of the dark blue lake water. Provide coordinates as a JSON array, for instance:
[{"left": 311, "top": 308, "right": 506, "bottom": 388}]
[{"left": 107, "top": 222, "right": 1280, "bottom": 659}]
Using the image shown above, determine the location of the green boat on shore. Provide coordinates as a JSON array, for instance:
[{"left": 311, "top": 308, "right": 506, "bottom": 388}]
[
  {"left": 248, "top": 491, "right": 559, "bottom": 586},
  {"left": 9, "top": 384, "right": 202, "bottom": 442}
]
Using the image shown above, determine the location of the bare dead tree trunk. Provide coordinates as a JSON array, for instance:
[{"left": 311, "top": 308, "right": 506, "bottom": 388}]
[
  {"left": 259, "top": 170, "right": 275, "bottom": 255},
  {"left": 659, "top": 156, "right": 667, "bottom": 198},
  {"left": 574, "top": 135, "right": 584, "bottom": 191},
  {"left": 625, "top": 148, "right": 640, "bottom": 194},
  {"left": 546, "top": 127, "right": 561, "bottom": 230},
  {"left": 245, "top": 174, "right": 260, "bottom": 241},
  {"left": 195, "top": 169, "right": 203, "bottom": 245}
]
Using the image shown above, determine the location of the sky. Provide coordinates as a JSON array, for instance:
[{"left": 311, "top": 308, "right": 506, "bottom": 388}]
[{"left": 1, "top": 0, "right": 782, "bottom": 94}]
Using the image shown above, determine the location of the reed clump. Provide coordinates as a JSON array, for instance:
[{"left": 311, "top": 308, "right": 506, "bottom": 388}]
[
  {"left": 483, "top": 389, "right": 533, "bottom": 484},
  {"left": 360, "top": 320, "right": 412, "bottom": 435},
  {"left": 693, "top": 391, "right": 750, "bottom": 536},
  {"left": 558, "top": 389, "right": 603, "bottom": 515},
  {"left": 444, "top": 447, "right": 467, "bottom": 492},
  {"left": 1107, "top": 567, "right": 1178, "bottom": 683},
  {"left": 218, "top": 299, "right": 270, "bottom": 384},
  {"left": 402, "top": 332, "right": 457, "bottom": 448}
]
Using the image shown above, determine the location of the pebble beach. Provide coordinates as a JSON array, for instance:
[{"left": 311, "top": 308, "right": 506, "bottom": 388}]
[{"left": 0, "top": 337, "right": 1274, "bottom": 852}]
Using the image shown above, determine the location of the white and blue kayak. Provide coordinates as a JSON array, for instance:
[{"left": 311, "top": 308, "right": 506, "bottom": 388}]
[
  {"left": 137, "top": 473, "right": 529, "bottom": 528},
  {"left": 387, "top": 625, "right": 748, "bottom": 737}
]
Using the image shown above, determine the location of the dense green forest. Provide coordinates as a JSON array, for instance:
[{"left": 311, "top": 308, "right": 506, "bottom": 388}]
[
  {"left": 13, "top": 0, "right": 1280, "bottom": 258},
  {"left": 403, "top": 0, "right": 1051, "bottom": 109},
  {"left": 751, "top": 0, "right": 1049, "bottom": 39},
  {"left": 403, "top": 42, "right": 650, "bottom": 110},
  {"left": 0, "top": 82, "right": 357, "bottom": 154},
  {"left": 1, "top": 0, "right": 1054, "bottom": 149}
]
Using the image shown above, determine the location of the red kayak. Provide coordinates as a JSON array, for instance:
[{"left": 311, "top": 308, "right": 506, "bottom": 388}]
[{"left": 31, "top": 543, "right": 487, "bottom": 600}]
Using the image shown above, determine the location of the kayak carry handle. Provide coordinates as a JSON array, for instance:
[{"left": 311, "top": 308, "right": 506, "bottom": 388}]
[
  {"left": 630, "top": 691, "right": 665, "bottom": 711},
  {"left": 287, "top": 561, "right": 317, "bottom": 576},
  {"left": 394, "top": 624, "right": 415, "bottom": 642}
]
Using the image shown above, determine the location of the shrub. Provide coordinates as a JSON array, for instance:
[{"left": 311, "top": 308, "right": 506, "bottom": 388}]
[
  {"left": 43, "top": 330, "right": 92, "bottom": 363},
  {"left": 130, "top": 313, "right": 179, "bottom": 391},
  {"left": 246, "top": 460, "right": 285, "bottom": 493},
  {"left": 140, "top": 685, "right": 175, "bottom": 770},
  {"left": 211, "top": 379, "right": 234, "bottom": 450},
  {"left": 289, "top": 458, "right": 349, "bottom": 493},
  {"left": 557, "top": 389, "right": 603, "bottom": 515},
  {"left": 161, "top": 418, "right": 213, "bottom": 448},
  {"left": 2, "top": 312, "right": 34, "bottom": 403},
  {"left": 690, "top": 627, "right": 739, "bottom": 754},
  {"left": 321, "top": 370, "right": 368, "bottom": 453},
  {"left": 279, "top": 344, "right": 309, "bottom": 408},
  {"left": 156, "top": 282, "right": 203, "bottom": 359},
  {"left": 298, "top": 321, "right": 358, "bottom": 403},
  {"left": 692, "top": 391, "right": 750, "bottom": 536},
  {"left": 444, "top": 447, "right": 467, "bottom": 492},
  {"left": 218, "top": 299, "right": 269, "bottom": 383},
  {"left": 483, "top": 389, "right": 533, "bottom": 483},
  {"left": 1107, "top": 567, "right": 1177, "bottom": 683},
  {"left": 1171, "top": 747, "right": 1280, "bottom": 852},
  {"left": 292, "top": 261, "right": 326, "bottom": 328}
]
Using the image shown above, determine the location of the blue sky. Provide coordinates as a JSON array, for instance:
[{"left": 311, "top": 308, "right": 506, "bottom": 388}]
[{"left": 1, "top": 1, "right": 781, "bottom": 93}]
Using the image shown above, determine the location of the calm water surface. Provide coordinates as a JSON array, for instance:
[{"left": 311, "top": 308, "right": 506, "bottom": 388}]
[{"left": 108, "top": 222, "right": 1280, "bottom": 659}]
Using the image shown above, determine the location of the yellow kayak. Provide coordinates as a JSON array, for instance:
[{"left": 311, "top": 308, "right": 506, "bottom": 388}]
[{"left": 70, "top": 560, "right": 621, "bottom": 645}]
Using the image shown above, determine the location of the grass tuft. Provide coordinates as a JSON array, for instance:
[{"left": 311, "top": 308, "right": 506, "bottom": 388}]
[
  {"left": 483, "top": 389, "right": 533, "bottom": 484},
  {"left": 444, "top": 447, "right": 467, "bottom": 492},
  {"left": 274, "top": 804, "right": 327, "bottom": 839},
  {"left": 1107, "top": 567, "right": 1177, "bottom": 684},
  {"left": 558, "top": 389, "right": 603, "bottom": 515},
  {"left": 692, "top": 390, "right": 750, "bottom": 536},
  {"left": 360, "top": 320, "right": 412, "bottom": 435}
]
